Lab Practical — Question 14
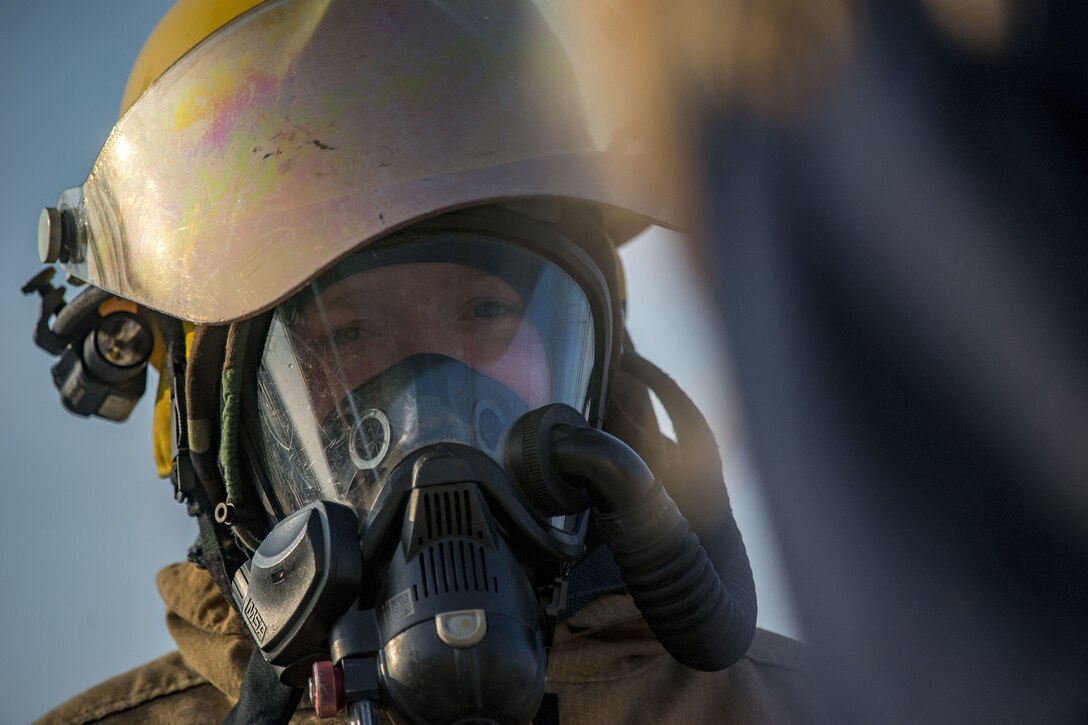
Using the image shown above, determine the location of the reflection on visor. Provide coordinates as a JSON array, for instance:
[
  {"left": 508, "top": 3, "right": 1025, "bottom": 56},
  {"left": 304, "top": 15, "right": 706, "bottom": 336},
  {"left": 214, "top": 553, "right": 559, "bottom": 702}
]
[{"left": 255, "top": 235, "right": 596, "bottom": 520}]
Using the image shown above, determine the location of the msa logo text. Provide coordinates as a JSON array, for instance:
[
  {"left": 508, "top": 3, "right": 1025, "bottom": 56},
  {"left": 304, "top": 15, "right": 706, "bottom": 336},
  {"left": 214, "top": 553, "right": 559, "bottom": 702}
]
[{"left": 244, "top": 599, "right": 268, "bottom": 643}]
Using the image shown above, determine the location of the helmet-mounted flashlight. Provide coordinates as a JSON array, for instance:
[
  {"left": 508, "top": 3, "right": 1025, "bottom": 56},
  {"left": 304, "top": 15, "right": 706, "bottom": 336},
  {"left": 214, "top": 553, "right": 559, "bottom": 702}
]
[
  {"left": 22, "top": 269, "right": 154, "bottom": 422},
  {"left": 84, "top": 312, "right": 155, "bottom": 379},
  {"left": 53, "top": 310, "right": 153, "bottom": 421}
]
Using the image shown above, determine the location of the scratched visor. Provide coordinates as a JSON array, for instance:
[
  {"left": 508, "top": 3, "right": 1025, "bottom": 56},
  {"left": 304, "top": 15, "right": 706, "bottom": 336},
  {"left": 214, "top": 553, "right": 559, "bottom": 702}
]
[
  {"left": 49, "top": 0, "right": 668, "bottom": 323},
  {"left": 253, "top": 233, "right": 597, "bottom": 519}
]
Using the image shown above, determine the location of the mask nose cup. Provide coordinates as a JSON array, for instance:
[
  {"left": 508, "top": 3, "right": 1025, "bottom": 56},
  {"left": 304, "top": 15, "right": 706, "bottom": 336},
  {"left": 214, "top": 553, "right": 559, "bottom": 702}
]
[{"left": 473, "top": 399, "right": 507, "bottom": 457}]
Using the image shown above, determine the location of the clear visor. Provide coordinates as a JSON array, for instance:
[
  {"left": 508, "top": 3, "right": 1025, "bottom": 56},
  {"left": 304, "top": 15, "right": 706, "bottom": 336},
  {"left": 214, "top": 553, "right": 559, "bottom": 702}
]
[{"left": 255, "top": 234, "right": 596, "bottom": 519}]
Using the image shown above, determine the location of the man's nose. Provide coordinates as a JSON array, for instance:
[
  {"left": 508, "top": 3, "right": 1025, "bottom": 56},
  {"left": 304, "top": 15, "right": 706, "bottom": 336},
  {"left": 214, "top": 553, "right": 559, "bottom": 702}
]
[{"left": 395, "top": 320, "right": 464, "bottom": 362}]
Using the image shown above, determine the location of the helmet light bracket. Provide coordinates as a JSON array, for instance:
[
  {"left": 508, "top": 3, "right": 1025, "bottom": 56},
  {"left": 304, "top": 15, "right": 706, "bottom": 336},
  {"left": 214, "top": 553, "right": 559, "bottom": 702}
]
[{"left": 22, "top": 268, "right": 153, "bottom": 422}]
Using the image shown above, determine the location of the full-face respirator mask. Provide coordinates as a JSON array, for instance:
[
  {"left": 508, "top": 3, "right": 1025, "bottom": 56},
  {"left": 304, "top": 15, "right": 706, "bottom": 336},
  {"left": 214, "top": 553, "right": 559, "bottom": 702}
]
[{"left": 222, "top": 230, "right": 756, "bottom": 724}]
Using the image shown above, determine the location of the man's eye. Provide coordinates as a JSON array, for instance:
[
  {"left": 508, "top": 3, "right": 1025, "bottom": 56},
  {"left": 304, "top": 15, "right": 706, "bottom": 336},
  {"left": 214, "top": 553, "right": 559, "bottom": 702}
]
[
  {"left": 468, "top": 300, "right": 519, "bottom": 319},
  {"left": 331, "top": 327, "right": 361, "bottom": 344}
]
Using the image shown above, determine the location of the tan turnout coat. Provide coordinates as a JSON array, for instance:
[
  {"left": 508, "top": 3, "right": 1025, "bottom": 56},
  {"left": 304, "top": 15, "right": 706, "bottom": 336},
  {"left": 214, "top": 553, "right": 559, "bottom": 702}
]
[{"left": 36, "top": 562, "right": 809, "bottom": 724}]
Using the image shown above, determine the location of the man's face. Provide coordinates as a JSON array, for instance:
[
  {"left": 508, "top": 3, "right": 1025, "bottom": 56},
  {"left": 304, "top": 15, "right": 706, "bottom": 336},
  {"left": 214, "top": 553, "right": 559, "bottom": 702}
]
[{"left": 291, "top": 262, "right": 551, "bottom": 417}]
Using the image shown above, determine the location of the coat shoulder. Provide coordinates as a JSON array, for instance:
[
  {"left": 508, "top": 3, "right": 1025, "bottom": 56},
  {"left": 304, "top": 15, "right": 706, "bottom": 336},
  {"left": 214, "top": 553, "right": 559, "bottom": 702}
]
[{"left": 33, "top": 651, "right": 232, "bottom": 725}]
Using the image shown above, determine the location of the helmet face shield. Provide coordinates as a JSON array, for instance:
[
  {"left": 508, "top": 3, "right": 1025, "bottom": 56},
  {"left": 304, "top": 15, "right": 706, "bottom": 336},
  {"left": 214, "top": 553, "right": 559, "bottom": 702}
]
[
  {"left": 254, "top": 234, "right": 597, "bottom": 519},
  {"left": 49, "top": 0, "right": 672, "bottom": 323}
]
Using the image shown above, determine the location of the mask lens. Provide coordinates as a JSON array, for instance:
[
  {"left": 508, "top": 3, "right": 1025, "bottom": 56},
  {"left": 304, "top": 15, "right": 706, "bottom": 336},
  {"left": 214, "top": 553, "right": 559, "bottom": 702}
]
[{"left": 253, "top": 233, "right": 597, "bottom": 520}]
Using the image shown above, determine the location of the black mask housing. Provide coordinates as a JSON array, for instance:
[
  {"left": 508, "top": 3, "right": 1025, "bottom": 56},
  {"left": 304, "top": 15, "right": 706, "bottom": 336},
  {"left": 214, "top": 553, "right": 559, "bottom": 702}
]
[
  {"left": 229, "top": 221, "right": 604, "bottom": 722},
  {"left": 233, "top": 355, "right": 591, "bottom": 721},
  {"left": 231, "top": 437, "right": 580, "bottom": 723}
]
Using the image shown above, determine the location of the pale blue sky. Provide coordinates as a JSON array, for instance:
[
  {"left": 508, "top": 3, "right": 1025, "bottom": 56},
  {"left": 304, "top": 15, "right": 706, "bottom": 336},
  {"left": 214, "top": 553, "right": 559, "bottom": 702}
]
[
  {"left": 0, "top": 3, "right": 796, "bottom": 722},
  {"left": 0, "top": 4, "right": 190, "bottom": 723}
]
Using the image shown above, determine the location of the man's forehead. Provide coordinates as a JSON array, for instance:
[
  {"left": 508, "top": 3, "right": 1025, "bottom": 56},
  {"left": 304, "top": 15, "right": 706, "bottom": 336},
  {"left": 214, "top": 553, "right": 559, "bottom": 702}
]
[
  {"left": 317, "top": 262, "right": 515, "bottom": 298},
  {"left": 295, "top": 262, "right": 521, "bottom": 321},
  {"left": 329, "top": 261, "right": 503, "bottom": 286},
  {"left": 272, "top": 233, "right": 561, "bottom": 333}
]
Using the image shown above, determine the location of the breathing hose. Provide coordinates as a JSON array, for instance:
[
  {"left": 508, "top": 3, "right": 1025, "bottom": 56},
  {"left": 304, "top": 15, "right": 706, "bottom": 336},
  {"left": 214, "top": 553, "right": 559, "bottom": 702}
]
[{"left": 549, "top": 424, "right": 757, "bottom": 671}]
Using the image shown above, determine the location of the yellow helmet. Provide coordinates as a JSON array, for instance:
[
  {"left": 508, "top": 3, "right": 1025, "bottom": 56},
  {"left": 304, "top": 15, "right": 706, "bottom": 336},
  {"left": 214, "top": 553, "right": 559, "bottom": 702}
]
[
  {"left": 120, "top": 0, "right": 267, "bottom": 117},
  {"left": 38, "top": 0, "right": 665, "bottom": 476},
  {"left": 45, "top": 0, "right": 662, "bottom": 325}
]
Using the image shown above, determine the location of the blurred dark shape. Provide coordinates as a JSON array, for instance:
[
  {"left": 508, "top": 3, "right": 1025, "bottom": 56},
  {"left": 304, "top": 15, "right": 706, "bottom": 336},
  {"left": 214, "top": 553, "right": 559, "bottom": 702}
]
[{"left": 693, "top": 0, "right": 1088, "bottom": 722}]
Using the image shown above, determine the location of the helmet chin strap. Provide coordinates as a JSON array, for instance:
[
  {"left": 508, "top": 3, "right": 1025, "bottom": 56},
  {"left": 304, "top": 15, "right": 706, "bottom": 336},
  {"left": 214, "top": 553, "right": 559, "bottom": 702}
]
[
  {"left": 165, "top": 321, "right": 252, "bottom": 617},
  {"left": 174, "top": 330, "right": 256, "bottom": 649},
  {"left": 158, "top": 319, "right": 308, "bottom": 723},
  {"left": 213, "top": 320, "right": 266, "bottom": 550}
]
